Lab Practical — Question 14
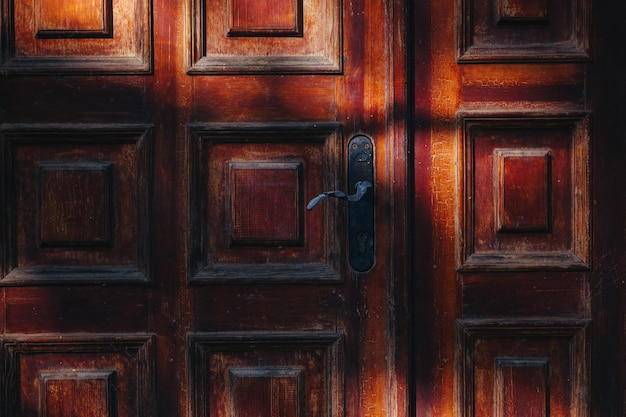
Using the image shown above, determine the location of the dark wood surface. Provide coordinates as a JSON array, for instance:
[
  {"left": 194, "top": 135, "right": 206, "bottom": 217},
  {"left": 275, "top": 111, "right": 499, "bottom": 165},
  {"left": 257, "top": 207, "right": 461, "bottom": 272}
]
[{"left": 1, "top": 0, "right": 624, "bottom": 416}]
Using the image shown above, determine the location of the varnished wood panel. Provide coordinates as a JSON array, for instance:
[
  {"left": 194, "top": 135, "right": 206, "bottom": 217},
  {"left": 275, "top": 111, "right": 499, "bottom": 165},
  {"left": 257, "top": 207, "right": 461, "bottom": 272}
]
[
  {"left": 3, "top": 334, "right": 154, "bottom": 417},
  {"left": 457, "top": 319, "right": 589, "bottom": 417},
  {"left": 0, "top": 124, "right": 152, "bottom": 284},
  {"left": 1, "top": 0, "right": 152, "bottom": 73},
  {"left": 495, "top": 149, "right": 551, "bottom": 233},
  {"left": 38, "top": 162, "right": 113, "bottom": 247},
  {"left": 36, "top": 0, "right": 113, "bottom": 38},
  {"left": 495, "top": 358, "right": 548, "bottom": 417},
  {"left": 189, "top": 332, "right": 343, "bottom": 417},
  {"left": 458, "top": 112, "right": 591, "bottom": 271},
  {"left": 457, "top": 0, "right": 590, "bottom": 61},
  {"left": 188, "top": 0, "right": 341, "bottom": 73},
  {"left": 228, "top": 162, "right": 303, "bottom": 246},
  {"left": 40, "top": 370, "right": 116, "bottom": 417},
  {"left": 187, "top": 123, "right": 343, "bottom": 283},
  {"left": 228, "top": 0, "right": 302, "bottom": 36},
  {"left": 229, "top": 368, "right": 303, "bottom": 417}
]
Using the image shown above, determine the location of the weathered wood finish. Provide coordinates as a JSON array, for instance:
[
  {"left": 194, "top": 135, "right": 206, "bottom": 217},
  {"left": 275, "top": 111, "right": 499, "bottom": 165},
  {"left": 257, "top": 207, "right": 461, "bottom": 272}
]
[
  {"left": 415, "top": 1, "right": 624, "bottom": 417},
  {"left": 2, "top": 0, "right": 624, "bottom": 416}
]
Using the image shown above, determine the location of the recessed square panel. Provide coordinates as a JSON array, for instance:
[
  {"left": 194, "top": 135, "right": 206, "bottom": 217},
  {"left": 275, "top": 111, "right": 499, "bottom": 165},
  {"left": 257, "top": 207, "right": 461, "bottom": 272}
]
[
  {"left": 39, "top": 163, "right": 113, "bottom": 247},
  {"left": 495, "top": 149, "right": 551, "bottom": 233},
  {"left": 458, "top": 320, "right": 589, "bottom": 417},
  {"left": 495, "top": 358, "right": 549, "bottom": 417},
  {"left": 1, "top": 124, "right": 153, "bottom": 284},
  {"left": 36, "top": 0, "right": 113, "bottom": 38},
  {"left": 229, "top": 368, "right": 303, "bottom": 417},
  {"left": 2, "top": 0, "right": 152, "bottom": 73},
  {"left": 190, "top": 332, "right": 343, "bottom": 417},
  {"left": 228, "top": 0, "right": 302, "bottom": 36},
  {"left": 189, "top": 0, "right": 341, "bottom": 73},
  {"left": 188, "top": 123, "right": 343, "bottom": 283},
  {"left": 457, "top": 0, "right": 590, "bottom": 61},
  {"left": 40, "top": 370, "right": 116, "bottom": 417},
  {"left": 3, "top": 335, "right": 154, "bottom": 417},
  {"left": 228, "top": 162, "right": 303, "bottom": 246},
  {"left": 458, "top": 112, "right": 590, "bottom": 271}
]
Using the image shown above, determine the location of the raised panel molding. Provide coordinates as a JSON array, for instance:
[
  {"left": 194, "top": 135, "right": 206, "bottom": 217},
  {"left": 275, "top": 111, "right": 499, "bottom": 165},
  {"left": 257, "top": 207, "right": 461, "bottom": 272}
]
[
  {"left": 188, "top": 0, "right": 341, "bottom": 73},
  {"left": 3, "top": 334, "right": 155, "bottom": 417},
  {"left": 0, "top": 124, "right": 153, "bottom": 284},
  {"left": 458, "top": 111, "right": 591, "bottom": 271},
  {"left": 1, "top": 0, "right": 152, "bottom": 73},
  {"left": 189, "top": 332, "right": 344, "bottom": 417},
  {"left": 457, "top": 319, "right": 590, "bottom": 417},
  {"left": 457, "top": 0, "right": 590, "bottom": 61},
  {"left": 187, "top": 122, "right": 343, "bottom": 283}
]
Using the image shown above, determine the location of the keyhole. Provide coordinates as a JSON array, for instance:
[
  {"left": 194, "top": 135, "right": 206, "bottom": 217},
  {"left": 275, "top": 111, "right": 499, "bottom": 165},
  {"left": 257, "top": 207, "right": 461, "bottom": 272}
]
[{"left": 358, "top": 233, "right": 368, "bottom": 254}]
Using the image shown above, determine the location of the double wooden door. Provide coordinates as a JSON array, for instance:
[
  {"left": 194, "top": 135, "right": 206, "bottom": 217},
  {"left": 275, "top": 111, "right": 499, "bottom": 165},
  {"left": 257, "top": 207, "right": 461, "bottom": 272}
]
[{"left": 1, "top": 0, "right": 624, "bottom": 416}]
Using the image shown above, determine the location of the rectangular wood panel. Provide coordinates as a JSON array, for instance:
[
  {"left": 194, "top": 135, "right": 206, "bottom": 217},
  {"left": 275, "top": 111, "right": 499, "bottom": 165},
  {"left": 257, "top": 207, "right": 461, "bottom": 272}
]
[
  {"left": 457, "top": 0, "right": 590, "bottom": 61},
  {"left": 457, "top": 320, "right": 589, "bottom": 417},
  {"left": 38, "top": 163, "right": 113, "bottom": 247},
  {"left": 187, "top": 123, "right": 343, "bottom": 283},
  {"left": 458, "top": 112, "right": 590, "bottom": 271},
  {"left": 495, "top": 149, "right": 551, "bottom": 233},
  {"left": 1, "top": 124, "right": 153, "bottom": 284},
  {"left": 228, "top": 0, "right": 302, "bottom": 36},
  {"left": 190, "top": 332, "right": 343, "bottom": 417},
  {"left": 495, "top": 358, "right": 549, "bottom": 417},
  {"left": 188, "top": 0, "right": 341, "bottom": 73},
  {"left": 3, "top": 335, "right": 154, "bottom": 417},
  {"left": 1, "top": 0, "right": 152, "bottom": 73},
  {"left": 35, "top": 0, "right": 113, "bottom": 38},
  {"left": 229, "top": 368, "right": 303, "bottom": 417},
  {"left": 228, "top": 162, "right": 303, "bottom": 246},
  {"left": 40, "top": 370, "right": 116, "bottom": 417}
]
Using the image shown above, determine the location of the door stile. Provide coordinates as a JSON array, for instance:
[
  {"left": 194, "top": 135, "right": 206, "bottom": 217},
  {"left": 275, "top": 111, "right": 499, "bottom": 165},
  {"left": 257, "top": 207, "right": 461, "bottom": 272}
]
[{"left": 148, "top": 0, "right": 194, "bottom": 415}]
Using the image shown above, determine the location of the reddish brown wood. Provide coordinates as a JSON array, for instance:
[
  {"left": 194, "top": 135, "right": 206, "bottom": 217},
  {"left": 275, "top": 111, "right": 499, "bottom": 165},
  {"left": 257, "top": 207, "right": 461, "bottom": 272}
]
[
  {"left": 3, "top": 0, "right": 624, "bottom": 417},
  {"left": 1, "top": 1, "right": 403, "bottom": 417},
  {"left": 414, "top": 0, "right": 606, "bottom": 417}
]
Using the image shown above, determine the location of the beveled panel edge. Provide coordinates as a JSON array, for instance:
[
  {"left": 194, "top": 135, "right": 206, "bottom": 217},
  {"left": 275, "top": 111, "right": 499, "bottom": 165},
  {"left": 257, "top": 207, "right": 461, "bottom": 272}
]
[
  {"left": 456, "top": 111, "right": 591, "bottom": 272},
  {"left": 456, "top": 0, "right": 591, "bottom": 62},
  {"left": 186, "top": 122, "right": 344, "bottom": 284},
  {"left": 455, "top": 318, "right": 590, "bottom": 417},
  {"left": 0, "top": 123, "right": 154, "bottom": 285},
  {"left": 0, "top": 57, "right": 153, "bottom": 75},
  {"left": 187, "top": 56, "right": 343, "bottom": 75}
]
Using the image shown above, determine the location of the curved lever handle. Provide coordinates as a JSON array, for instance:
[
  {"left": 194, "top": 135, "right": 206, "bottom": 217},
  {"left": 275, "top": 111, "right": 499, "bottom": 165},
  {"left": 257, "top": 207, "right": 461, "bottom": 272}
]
[{"left": 306, "top": 180, "right": 373, "bottom": 210}]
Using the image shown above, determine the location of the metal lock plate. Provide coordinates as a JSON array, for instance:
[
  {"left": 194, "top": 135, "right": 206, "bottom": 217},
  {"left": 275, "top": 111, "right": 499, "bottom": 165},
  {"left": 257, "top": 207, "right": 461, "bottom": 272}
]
[{"left": 348, "top": 135, "right": 375, "bottom": 272}]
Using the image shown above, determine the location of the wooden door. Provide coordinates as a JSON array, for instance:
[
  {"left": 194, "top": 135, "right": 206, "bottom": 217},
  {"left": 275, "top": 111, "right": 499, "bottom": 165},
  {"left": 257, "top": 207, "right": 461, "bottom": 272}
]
[
  {"left": 2, "top": 0, "right": 625, "bottom": 416},
  {"left": 0, "top": 0, "right": 407, "bottom": 417},
  {"left": 413, "top": 1, "right": 626, "bottom": 417}
]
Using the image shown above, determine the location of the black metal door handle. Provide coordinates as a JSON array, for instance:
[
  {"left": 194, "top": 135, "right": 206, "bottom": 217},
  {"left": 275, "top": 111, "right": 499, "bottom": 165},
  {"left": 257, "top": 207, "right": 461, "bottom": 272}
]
[
  {"left": 306, "top": 135, "right": 375, "bottom": 272},
  {"left": 306, "top": 180, "right": 372, "bottom": 210}
]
